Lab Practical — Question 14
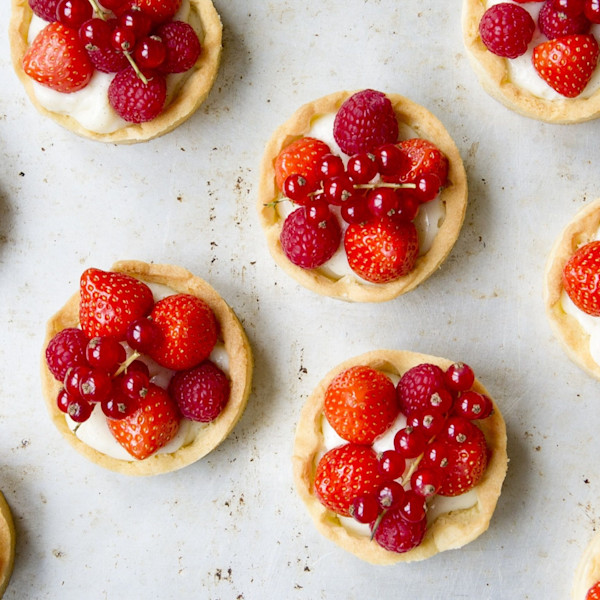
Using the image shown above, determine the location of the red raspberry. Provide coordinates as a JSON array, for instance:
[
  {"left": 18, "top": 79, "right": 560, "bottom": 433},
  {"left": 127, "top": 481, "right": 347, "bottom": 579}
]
[
  {"left": 333, "top": 89, "right": 399, "bottom": 155},
  {"left": 169, "top": 360, "right": 230, "bottom": 422},
  {"left": 479, "top": 3, "right": 536, "bottom": 58},
  {"left": 29, "top": 0, "right": 60, "bottom": 22},
  {"left": 87, "top": 46, "right": 129, "bottom": 73},
  {"left": 156, "top": 21, "right": 202, "bottom": 73},
  {"left": 371, "top": 506, "right": 426, "bottom": 554},
  {"left": 396, "top": 363, "right": 447, "bottom": 415},
  {"left": 45, "top": 328, "right": 90, "bottom": 382},
  {"left": 280, "top": 207, "right": 341, "bottom": 269},
  {"left": 538, "top": 0, "right": 591, "bottom": 39},
  {"left": 107, "top": 67, "right": 167, "bottom": 123}
]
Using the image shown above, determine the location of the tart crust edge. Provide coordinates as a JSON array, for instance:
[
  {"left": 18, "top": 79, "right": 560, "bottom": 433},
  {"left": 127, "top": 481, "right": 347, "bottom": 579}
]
[
  {"left": 0, "top": 492, "right": 16, "bottom": 597},
  {"left": 40, "top": 260, "right": 253, "bottom": 476},
  {"left": 257, "top": 90, "right": 468, "bottom": 303},
  {"left": 292, "top": 349, "right": 508, "bottom": 564}
]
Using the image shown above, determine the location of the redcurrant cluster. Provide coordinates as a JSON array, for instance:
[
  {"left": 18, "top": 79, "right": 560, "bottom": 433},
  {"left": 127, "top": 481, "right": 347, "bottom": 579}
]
[
  {"left": 350, "top": 362, "right": 493, "bottom": 537},
  {"left": 47, "top": 318, "right": 161, "bottom": 424},
  {"left": 282, "top": 143, "right": 443, "bottom": 228},
  {"left": 554, "top": 0, "right": 600, "bottom": 23}
]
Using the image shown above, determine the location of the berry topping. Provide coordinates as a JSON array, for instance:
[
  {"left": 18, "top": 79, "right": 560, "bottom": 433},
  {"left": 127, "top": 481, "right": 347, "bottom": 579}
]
[
  {"left": 107, "top": 383, "right": 180, "bottom": 460},
  {"left": 107, "top": 66, "right": 167, "bottom": 123},
  {"left": 28, "top": 0, "right": 60, "bottom": 22},
  {"left": 323, "top": 366, "right": 399, "bottom": 444},
  {"left": 370, "top": 505, "right": 426, "bottom": 554},
  {"left": 149, "top": 293, "right": 218, "bottom": 371},
  {"left": 386, "top": 138, "right": 449, "bottom": 188},
  {"left": 538, "top": 0, "right": 591, "bottom": 40},
  {"left": 333, "top": 89, "right": 399, "bottom": 155},
  {"left": 396, "top": 363, "right": 446, "bottom": 415},
  {"left": 280, "top": 206, "right": 341, "bottom": 269},
  {"left": 314, "top": 443, "right": 384, "bottom": 517},
  {"left": 23, "top": 21, "right": 94, "bottom": 93},
  {"left": 45, "top": 327, "right": 90, "bottom": 381},
  {"left": 344, "top": 216, "right": 419, "bottom": 284},
  {"left": 127, "top": 0, "right": 183, "bottom": 24},
  {"left": 169, "top": 360, "right": 230, "bottom": 422},
  {"left": 274, "top": 137, "right": 332, "bottom": 191},
  {"left": 562, "top": 240, "right": 600, "bottom": 315},
  {"left": 587, "top": 582, "right": 600, "bottom": 600},
  {"left": 532, "top": 34, "right": 600, "bottom": 98},
  {"left": 79, "top": 268, "right": 154, "bottom": 341},
  {"left": 478, "top": 2, "right": 536, "bottom": 59},
  {"left": 155, "top": 21, "right": 201, "bottom": 73}
]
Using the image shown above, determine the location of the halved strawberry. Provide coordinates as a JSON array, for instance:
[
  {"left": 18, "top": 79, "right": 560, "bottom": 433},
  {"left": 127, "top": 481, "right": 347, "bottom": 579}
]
[
  {"left": 324, "top": 365, "right": 399, "bottom": 445},
  {"left": 274, "top": 137, "right": 331, "bottom": 191},
  {"left": 562, "top": 240, "right": 600, "bottom": 316},
  {"left": 532, "top": 34, "right": 600, "bottom": 98},
  {"left": 433, "top": 425, "right": 489, "bottom": 497},
  {"left": 344, "top": 216, "right": 419, "bottom": 284},
  {"left": 148, "top": 294, "right": 218, "bottom": 371},
  {"left": 107, "top": 383, "right": 180, "bottom": 460},
  {"left": 385, "top": 138, "right": 449, "bottom": 187},
  {"left": 79, "top": 268, "right": 154, "bottom": 341},
  {"left": 23, "top": 22, "right": 93, "bottom": 93},
  {"left": 314, "top": 443, "right": 384, "bottom": 517}
]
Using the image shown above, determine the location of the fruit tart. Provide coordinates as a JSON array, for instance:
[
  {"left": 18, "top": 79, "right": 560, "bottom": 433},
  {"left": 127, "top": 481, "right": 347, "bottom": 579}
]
[
  {"left": 0, "top": 492, "right": 15, "bottom": 597},
  {"left": 9, "top": 0, "right": 222, "bottom": 143},
  {"left": 41, "top": 261, "right": 253, "bottom": 476},
  {"left": 257, "top": 89, "right": 468, "bottom": 302},
  {"left": 573, "top": 532, "right": 600, "bottom": 599},
  {"left": 292, "top": 349, "right": 507, "bottom": 564},
  {"left": 463, "top": 0, "right": 600, "bottom": 123},
  {"left": 544, "top": 198, "right": 600, "bottom": 379}
]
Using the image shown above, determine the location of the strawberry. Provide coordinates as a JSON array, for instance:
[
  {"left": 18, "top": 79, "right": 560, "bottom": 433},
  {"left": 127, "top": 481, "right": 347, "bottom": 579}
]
[
  {"left": 149, "top": 294, "right": 218, "bottom": 371},
  {"left": 107, "top": 67, "right": 167, "bottom": 123},
  {"left": 586, "top": 582, "right": 600, "bottom": 600},
  {"left": 371, "top": 506, "right": 426, "bottom": 554},
  {"left": 79, "top": 268, "right": 154, "bottom": 341},
  {"left": 323, "top": 366, "right": 399, "bottom": 445},
  {"left": 45, "top": 327, "right": 90, "bottom": 382},
  {"left": 274, "top": 137, "right": 331, "bottom": 191},
  {"left": 168, "top": 360, "right": 230, "bottom": 422},
  {"left": 433, "top": 425, "right": 489, "bottom": 497},
  {"left": 280, "top": 206, "right": 341, "bottom": 269},
  {"left": 22, "top": 22, "right": 93, "bottom": 93},
  {"left": 386, "top": 138, "right": 449, "bottom": 187},
  {"left": 344, "top": 216, "right": 419, "bottom": 284},
  {"left": 107, "top": 383, "right": 180, "bottom": 460},
  {"left": 396, "top": 363, "right": 447, "bottom": 415},
  {"left": 333, "top": 89, "right": 399, "bottom": 155},
  {"left": 532, "top": 34, "right": 600, "bottom": 98},
  {"left": 314, "top": 443, "right": 384, "bottom": 517},
  {"left": 562, "top": 240, "right": 600, "bottom": 316}
]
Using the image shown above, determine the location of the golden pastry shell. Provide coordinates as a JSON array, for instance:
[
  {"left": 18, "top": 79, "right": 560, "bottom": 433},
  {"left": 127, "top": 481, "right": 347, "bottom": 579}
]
[
  {"left": 257, "top": 90, "right": 468, "bottom": 302},
  {"left": 9, "top": 0, "right": 222, "bottom": 143},
  {"left": 292, "top": 349, "right": 508, "bottom": 564},
  {"left": 40, "top": 260, "right": 253, "bottom": 476},
  {"left": 544, "top": 199, "right": 600, "bottom": 380},
  {"left": 462, "top": 0, "right": 600, "bottom": 123},
  {"left": 0, "top": 492, "right": 15, "bottom": 598}
]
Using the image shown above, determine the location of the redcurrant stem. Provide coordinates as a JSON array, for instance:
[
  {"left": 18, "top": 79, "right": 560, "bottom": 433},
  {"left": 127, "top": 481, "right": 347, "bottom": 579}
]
[
  {"left": 370, "top": 509, "right": 387, "bottom": 542},
  {"left": 123, "top": 52, "right": 149, "bottom": 85},
  {"left": 401, "top": 452, "right": 423, "bottom": 487},
  {"left": 355, "top": 182, "right": 417, "bottom": 190},
  {"left": 87, "top": 0, "right": 107, "bottom": 20},
  {"left": 114, "top": 350, "right": 142, "bottom": 377}
]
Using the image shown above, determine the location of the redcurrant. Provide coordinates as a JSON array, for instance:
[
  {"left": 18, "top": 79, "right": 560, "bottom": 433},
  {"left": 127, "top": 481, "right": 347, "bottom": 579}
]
[
  {"left": 346, "top": 152, "right": 378, "bottom": 184},
  {"left": 126, "top": 318, "right": 160, "bottom": 354},
  {"left": 86, "top": 336, "right": 126, "bottom": 373},
  {"left": 376, "top": 481, "right": 405, "bottom": 510},
  {"left": 393, "top": 426, "right": 427, "bottom": 458},
  {"left": 377, "top": 450, "right": 406, "bottom": 479},
  {"left": 317, "top": 154, "right": 345, "bottom": 181},
  {"left": 374, "top": 144, "right": 406, "bottom": 177},
  {"left": 366, "top": 187, "right": 399, "bottom": 217},
  {"left": 351, "top": 494, "right": 380, "bottom": 524},
  {"left": 411, "top": 467, "right": 443, "bottom": 498},
  {"left": 444, "top": 362, "right": 475, "bottom": 392},
  {"left": 67, "top": 398, "right": 94, "bottom": 423},
  {"left": 454, "top": 391, "right": 494, "bottom": 420},
  {"left": 399, "top": 490, "right": 426, "bottom": 523}
]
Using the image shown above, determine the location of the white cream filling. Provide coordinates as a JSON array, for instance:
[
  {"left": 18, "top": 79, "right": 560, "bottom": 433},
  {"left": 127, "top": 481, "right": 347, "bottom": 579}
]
[
  {"left": 318, "top": 370, "right": 477, "bottom": 537},
  {"left": 27, "top": 0, "right": 200, "bottom": 133},
  {"left": 65, "top": 281, "right": 230, "bottom": 461},
  {"left": 276, "top": 113, "right": 446, "bottom": 283},
  {"left": 485, "top": 0, "right": 600, "bottom": 99}
]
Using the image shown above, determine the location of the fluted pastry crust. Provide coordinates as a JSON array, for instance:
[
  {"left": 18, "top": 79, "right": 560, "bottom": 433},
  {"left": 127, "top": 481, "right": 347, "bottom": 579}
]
[
  {"left": 257, "top": 91, "right": 468, "bottom": 302},
  {"left": 40, "top": 261, "right": 253, "bottom": 476},
  {"left": 9, "top": 0, "right": 222, "bottom": 143},
  {"left": 292, "top": 349, "right": 508, "bottom": 564},
  {"left": 0, "top": 492, "right": 15, "bottom": 598}
]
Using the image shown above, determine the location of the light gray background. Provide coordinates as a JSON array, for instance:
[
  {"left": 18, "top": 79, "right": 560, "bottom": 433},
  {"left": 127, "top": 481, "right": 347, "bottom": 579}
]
[{"left": 1, "top": 2, "right": 599, "bottom": 598}]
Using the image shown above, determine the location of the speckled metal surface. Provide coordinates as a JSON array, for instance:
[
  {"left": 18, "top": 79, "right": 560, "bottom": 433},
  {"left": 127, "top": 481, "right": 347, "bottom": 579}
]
[{"left": 1, "top": 2, "right": 600, "bottom": 599}]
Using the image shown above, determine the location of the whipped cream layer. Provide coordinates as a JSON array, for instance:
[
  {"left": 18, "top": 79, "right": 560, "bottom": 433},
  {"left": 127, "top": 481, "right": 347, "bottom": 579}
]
[
  {"left": 27, "top": 0, "right": 201, "bottom": 133},
  {"left": 276, "top": 113, "right": 446, "bottom": 283},
  {"left": 319, "top": 370, "right": 477, "bottom": 538},
  {"left": 66, "top": 281, "right": 230, "bottom": 461},
  {"left": 486, "top": 0, "right": 600, "bottom": 100}
]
